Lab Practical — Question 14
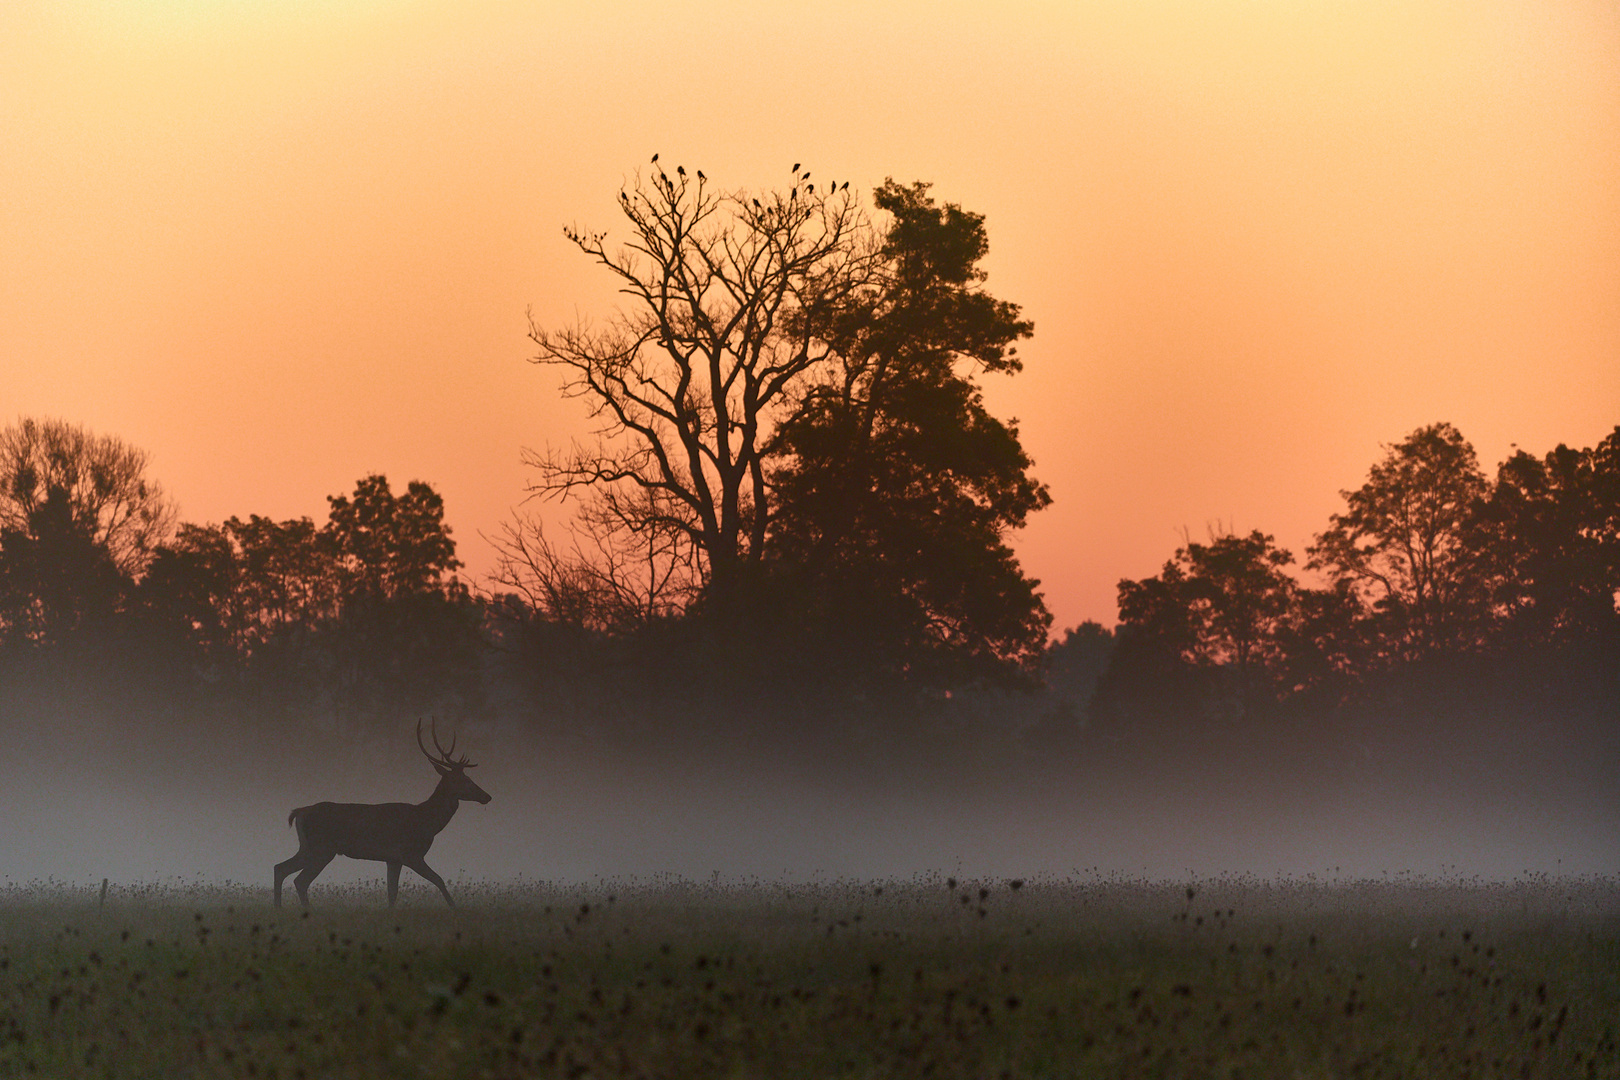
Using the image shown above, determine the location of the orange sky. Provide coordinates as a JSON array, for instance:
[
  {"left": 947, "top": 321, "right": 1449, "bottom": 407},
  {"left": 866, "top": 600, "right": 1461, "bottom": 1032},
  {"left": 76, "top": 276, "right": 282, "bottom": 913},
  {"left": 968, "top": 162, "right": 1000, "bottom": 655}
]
[{"left": 4, "top": 0, "right": 1617, "bottom": 629}]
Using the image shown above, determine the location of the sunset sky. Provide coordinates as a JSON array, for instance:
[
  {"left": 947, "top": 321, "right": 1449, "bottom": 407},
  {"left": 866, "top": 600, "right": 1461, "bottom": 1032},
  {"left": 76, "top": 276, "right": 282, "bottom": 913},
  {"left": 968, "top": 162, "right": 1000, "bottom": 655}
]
[{"left": 5, "top": 0, "right": 1617, "bottom": 630}]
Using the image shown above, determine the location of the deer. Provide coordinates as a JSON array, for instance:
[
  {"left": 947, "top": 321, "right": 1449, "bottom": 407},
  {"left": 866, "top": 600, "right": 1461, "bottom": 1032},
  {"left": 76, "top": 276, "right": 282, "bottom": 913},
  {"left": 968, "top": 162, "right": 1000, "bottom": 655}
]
[{"left": 273, "top": 720, "right": 491, "bottom": 909}]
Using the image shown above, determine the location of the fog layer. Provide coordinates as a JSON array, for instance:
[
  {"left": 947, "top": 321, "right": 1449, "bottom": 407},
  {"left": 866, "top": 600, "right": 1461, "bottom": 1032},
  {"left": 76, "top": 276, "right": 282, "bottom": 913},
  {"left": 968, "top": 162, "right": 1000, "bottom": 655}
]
[{"left": 5, "top": 697, "right": 1613, "bottom": 891}]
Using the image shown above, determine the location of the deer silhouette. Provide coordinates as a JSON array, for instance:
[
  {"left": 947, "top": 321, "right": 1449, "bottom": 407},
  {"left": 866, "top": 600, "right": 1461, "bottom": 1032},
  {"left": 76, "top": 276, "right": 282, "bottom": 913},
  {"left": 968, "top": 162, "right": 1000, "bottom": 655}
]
[{"left": 273, "top": 720, "right": 490, "bottom": 908}]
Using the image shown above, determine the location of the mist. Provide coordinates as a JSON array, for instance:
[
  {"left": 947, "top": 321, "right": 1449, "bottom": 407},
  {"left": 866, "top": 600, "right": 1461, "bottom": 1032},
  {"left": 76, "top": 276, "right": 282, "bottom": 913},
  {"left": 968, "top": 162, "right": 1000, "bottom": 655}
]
[{"left": 6, "top": 687, "right": 1613, "bottom": 895}]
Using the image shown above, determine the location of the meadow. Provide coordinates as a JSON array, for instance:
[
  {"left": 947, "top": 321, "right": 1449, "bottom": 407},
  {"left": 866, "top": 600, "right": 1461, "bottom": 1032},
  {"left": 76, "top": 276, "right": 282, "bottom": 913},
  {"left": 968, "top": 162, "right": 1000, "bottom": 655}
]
[{"left": 0, "top": 875, "right": 1615, "bottom": 1079}]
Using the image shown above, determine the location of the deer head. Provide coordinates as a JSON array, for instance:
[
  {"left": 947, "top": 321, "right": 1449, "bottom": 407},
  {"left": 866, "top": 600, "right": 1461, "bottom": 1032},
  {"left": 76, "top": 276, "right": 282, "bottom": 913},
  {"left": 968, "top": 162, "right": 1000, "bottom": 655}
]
[{"left": 417, "top": 719, "right": 492, "bottom": 804}]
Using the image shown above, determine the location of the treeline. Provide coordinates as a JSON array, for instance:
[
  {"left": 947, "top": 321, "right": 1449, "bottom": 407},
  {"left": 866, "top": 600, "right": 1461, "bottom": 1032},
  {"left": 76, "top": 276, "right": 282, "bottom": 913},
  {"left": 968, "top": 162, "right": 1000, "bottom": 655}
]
[
  {"left": 1085, "top": 421, "right": 1620, "bottom": 767},
  {"left": 3, "top": 413, "right": 1614, "bottom": 772},
  {"left": 0, "top": 417, "right": 1035, "bottom": 761},
  {"left": 0, "top": 419, "right": 481, "bottom": 741}
]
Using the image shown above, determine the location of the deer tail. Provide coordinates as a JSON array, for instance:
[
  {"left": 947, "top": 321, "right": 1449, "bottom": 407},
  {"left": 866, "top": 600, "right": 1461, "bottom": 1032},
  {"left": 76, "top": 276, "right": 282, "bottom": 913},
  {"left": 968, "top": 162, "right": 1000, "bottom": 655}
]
[{"left": 288, "top": 805, "right": 309, "bottom": 828}]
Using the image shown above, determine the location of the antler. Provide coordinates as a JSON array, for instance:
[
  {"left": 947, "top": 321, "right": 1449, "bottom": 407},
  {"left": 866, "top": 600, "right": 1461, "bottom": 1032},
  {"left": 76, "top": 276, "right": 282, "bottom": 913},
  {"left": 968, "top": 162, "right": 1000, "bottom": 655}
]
[{"left": 417, "top": 718, "right": 476, "bottom": 769}]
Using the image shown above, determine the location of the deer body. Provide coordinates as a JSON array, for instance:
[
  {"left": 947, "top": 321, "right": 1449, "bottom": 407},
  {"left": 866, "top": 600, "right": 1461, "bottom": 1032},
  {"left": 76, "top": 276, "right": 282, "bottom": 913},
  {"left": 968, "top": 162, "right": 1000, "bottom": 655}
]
[{"left": 273, "top": 722, "right": 490, "bottom": 909}]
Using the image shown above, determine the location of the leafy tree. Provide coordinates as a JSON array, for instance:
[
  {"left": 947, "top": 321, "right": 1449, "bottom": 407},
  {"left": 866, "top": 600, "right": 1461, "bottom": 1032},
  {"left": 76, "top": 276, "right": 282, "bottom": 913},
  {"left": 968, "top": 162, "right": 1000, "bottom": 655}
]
[
  {"left": 225, "top": 514, "right": 337, "bottom": 650},
  {"left": 1046, "top": 621, "right": 1116, "bottom": 705},
  {"left": 1469, "top": 427, "right": 1620, "bottom": 647},
  {"left": 0, "top": 419, "right": 175, "bottom": 651},
  {"left": 139, "top": 514, "right": 335, "bottom": 670},
  {"left": 0, "top": 485, "right": 129, "bottom": 647},
  {"left": 1091, "top": 565, "right": 1210, "bottom": 733},
  {"left": 138, "top": 514, "right": 333, "bottom": 713},
  {"left": 318, "top": 476, "right": 478, "bottom": 728},
  {"left": 1176, "top": 530, "right": 1298, "bottom": 707},
  {"left": 0, "top": 417, "right": 175, "bottom": 576},
  {"left": 1272, "top": 579, "right": 1369, "bottom": 706},
  {"left": 1092, "top": 529, "right": 1298, "bottom": 728},
  {"left": 325, "top": 476, "right": 461, "bottom": 602},
  {"left": 767, "top": 180, "right": 1051, "bottom": 682},
  {"left": 1307, "top": 422, "right": 1491, "bottom": 663},
  {"left": 136, "top": 521, "right": 244, "bottom": 669},
  {"left": 1026, "top": 620, "right": 1114, "bottom": 752},
  {"left": 139, "top": 476, "right": 479, "bottom": 728}
]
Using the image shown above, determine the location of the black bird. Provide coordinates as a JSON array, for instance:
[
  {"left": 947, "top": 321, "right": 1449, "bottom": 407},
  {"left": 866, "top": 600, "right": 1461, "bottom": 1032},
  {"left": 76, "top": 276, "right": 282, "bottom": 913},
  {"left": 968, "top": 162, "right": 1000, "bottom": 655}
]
[
  {"left": 651, "top": 153, "right": 659, "bottom": 163},
  {"left": 791, "top": 162, "right": 800, "bottom": 173},
  {"left": 677, "top": 165, "right": 685, "bottom": 177},
  {"left": 841, "top": 181, "right": 849, "bottom": 191},
  {"left": 697, "top": 170, "right": 706, "bottom": 181},
  {"left": 807, "top": 183, "right": 814, "bottom": 194},
  {"left": 753, "top": 198, "right": 761, "bottom": 208}
]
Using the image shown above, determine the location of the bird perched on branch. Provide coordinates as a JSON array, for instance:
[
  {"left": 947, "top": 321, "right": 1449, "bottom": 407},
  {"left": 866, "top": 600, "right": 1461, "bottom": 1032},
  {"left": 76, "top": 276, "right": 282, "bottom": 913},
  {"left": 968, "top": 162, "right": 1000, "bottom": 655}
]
[
  {"left": 677, "top": 165, "right": 686, "bottom": 177},
  {"left": 651, "top": 153, "right": 659, "bottom": 163},
  {"left": 697, "top": 169, "right": 706, "bottom": 181}
]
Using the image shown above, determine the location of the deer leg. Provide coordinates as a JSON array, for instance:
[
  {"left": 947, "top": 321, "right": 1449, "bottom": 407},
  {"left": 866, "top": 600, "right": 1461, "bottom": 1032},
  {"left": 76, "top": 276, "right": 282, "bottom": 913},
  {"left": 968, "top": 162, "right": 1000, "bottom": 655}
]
[
  {"left": 405, "top": 856, "right": 456, "bottom": 909},
  {"left": 293, "top": 853, "right": 334, "bottom": 908},
  {"left": 273, "top": 854, "right": 304, "bottom": 909},
  {"left": 386, "top": 861, "right": 402, "bottom": 907}
]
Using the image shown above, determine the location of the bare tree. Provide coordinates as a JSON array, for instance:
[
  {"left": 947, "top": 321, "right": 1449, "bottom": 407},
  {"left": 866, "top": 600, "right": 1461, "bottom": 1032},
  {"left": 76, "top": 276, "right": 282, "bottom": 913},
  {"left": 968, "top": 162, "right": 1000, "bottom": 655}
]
[
  {"left": 489, "top": 493, "right": 695, "bottom": 633},
  {"left": 0, "top": 417, "right": 176, "bottom": 575},
  {"left": 526, "top": 163, "right": 879, "bottom": 606}
]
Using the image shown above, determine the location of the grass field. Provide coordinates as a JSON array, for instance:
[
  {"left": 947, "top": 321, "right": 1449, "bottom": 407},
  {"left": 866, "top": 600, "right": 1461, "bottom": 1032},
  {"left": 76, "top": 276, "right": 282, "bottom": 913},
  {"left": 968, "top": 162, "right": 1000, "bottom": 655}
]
[{"left": 1, "top": 875, "right": 1615, "bottom": 1078}]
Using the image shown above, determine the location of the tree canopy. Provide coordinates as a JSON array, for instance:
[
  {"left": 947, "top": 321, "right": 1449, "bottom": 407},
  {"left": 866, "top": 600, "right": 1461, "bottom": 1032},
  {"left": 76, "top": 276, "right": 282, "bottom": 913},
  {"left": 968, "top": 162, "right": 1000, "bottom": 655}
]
[
  {"left": 519, "top": 165, "right": 1052, "bottom": 688},
  {"left": 0, "top": 417, "right": 174, "bottom": 577},
  {"left": 1307, "top": 422, "right": 1490, "bottom": 662},
  {"left": 1094, "top": 529, "right": 1297, "bottom": 726},
  {"left": 767, "top": 180, "right": 1051, "bottom": 681},
  {"left": 0, "top": 418, "right": 174, "bottom": 648},
  {"left": 129, "top": 474, "right": 478, "bottom": 730},
  {"left": 1092, "top": 422, "right": 1620, "bottom": 746}
]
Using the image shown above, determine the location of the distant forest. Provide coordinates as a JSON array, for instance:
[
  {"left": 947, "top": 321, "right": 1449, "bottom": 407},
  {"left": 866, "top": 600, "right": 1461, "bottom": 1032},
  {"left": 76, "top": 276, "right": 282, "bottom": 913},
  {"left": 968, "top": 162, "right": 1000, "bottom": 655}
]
[{"left": 3, "top": 168, "right": 1616, "bottom": 782}]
